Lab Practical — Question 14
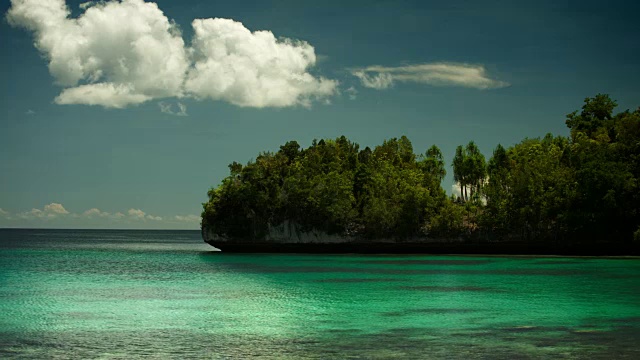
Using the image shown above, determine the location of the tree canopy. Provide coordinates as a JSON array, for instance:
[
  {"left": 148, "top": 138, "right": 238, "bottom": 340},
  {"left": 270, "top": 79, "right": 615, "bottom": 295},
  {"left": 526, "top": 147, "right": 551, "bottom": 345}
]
[{"left": 203, "top": 95, "right": 640, "bottom": 247}]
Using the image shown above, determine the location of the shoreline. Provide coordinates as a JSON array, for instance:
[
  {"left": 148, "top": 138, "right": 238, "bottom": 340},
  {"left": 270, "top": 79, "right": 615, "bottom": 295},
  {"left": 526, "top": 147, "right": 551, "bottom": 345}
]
[{"left": 205, "top": 241, "right": 640, "bottom": 256}]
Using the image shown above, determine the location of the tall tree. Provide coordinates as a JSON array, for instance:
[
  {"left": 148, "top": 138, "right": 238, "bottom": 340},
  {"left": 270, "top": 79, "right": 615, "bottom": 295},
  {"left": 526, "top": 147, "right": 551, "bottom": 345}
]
[
  {"left": 566, "top": 94, "right": 617, "bottom": 141},
  {"left": 464, "top": 141, "right": 486, "bottom": 201},
  {"left": 452, "top": 145, "right": 467, "bottom": 201},
  {"left": 452, "top": 142, "right": 486, "bottom": 202}
]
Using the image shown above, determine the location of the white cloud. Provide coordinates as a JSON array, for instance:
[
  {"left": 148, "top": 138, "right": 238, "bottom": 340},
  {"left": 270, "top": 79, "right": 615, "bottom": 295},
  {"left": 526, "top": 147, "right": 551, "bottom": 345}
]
[
  {"left": 352, "top": 71, "right": 394, "bottom": 90},
  {"left": 55, "top": 83, "right": 151, "bottom": 108},
  {"left": 127, "top": 208, "right": 162, "bottom": 221},
  {"left": 7, "top": 0, "right": 337, "bottom": 109},
  {"left": 185, "top": 18, "right": 337, "bottom": 108},
  {"left": 7, "top": 0, "right": 189, "bottom": 108},
  {"left": 82, "top": 208, "right": 110, "bottom": 218},
  {"left": 351, "top": 63, "right": 509, "bottom": 90},
  {"left": 44, "top": 202, "right": 69, "bottom": 214},
  {"left": 18, "top": 208, "right": 45, "bottom": 219},
  {"left": 3, "top": 203, "right": 198, "bottom": 229},
  {"left": 18, "top": 202, "right": 69, "bottom": 219},
  {"left": 176, "top": 102, "right": 187, "bottom": 116},
  {"left": 158, "top": 101, "right": 187, "bottom": 116},
  {"left": 451, "top": 183, "right": 462, "bottom": 199},
  {"left": 450, "top": 182, "right": 487, "bottom": 204},
  {"left": 26, "top": 109, "right": 36, "bottom": 115},
  {"left": 79, "top": 1, "right": 96, "bottom": 10},
  {"left": 175, "top": 214, "right": 200, "bottom": 223},
  {"left": 128, "top": 208, "right": 146, "bottom": 219},
  {"left": 345, "top": 86, "right": 358, "bottom": 100}
]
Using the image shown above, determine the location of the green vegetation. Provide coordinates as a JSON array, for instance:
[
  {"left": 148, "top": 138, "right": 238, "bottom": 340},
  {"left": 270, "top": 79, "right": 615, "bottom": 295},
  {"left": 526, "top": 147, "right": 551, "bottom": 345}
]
[{"left": 202, "top": 95, "right": 640, "bottom": 245}]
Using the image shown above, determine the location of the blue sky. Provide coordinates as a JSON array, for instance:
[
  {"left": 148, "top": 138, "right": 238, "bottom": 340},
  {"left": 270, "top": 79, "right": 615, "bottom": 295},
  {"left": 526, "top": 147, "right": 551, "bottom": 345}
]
[{"left": 1, "top": 0, "right": 639, "bottom": 229}]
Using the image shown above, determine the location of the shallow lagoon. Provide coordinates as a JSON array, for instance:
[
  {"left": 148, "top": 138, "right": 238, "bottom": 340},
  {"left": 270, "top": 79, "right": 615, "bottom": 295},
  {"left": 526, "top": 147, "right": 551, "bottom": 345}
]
[{"left": 1, "top": 229, "right": 638, "bottom": 358}]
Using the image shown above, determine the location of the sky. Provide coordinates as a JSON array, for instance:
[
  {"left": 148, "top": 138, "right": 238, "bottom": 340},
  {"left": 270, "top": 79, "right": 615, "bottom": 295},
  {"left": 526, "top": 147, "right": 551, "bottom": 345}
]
[{"left": 1, "top": 0, "right": 639, "bottom": 229}]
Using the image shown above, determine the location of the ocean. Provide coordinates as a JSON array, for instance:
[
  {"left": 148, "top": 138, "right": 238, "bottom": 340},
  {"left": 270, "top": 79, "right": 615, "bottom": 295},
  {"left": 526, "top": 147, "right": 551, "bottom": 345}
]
[{"left": 0, "top": 229, "right": 638, "bottom": 358}]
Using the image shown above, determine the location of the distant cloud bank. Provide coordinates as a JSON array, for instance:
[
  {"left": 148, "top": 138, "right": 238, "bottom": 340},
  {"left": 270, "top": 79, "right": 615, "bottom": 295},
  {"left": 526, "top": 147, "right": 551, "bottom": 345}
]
[
  {"left": 0, "top": 202, "right": 200, "bottom": 229},
  {"left": 6, "top": 0, "right": 337, "bottom": 109},
  {"left": 351, "top": 63, "right": 509, "bottom": 90}
]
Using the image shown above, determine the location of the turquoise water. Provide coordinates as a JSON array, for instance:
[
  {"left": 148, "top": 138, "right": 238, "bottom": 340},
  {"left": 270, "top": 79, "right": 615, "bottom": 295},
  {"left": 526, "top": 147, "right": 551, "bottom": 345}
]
[{"left": 0, "top": 230, "right": 638, "bottom": 358}]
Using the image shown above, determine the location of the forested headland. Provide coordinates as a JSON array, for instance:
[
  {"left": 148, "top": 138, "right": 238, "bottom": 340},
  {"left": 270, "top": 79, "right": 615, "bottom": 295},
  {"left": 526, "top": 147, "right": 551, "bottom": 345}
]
[{"left": 202, "top": 95, "right": 640, "bottom": 251}]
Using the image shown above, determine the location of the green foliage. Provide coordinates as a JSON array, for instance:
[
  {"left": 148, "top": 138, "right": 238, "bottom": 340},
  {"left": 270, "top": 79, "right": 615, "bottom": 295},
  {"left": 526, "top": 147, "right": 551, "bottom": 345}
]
[
  {"left": 481, "top": 94, "right": 640, "bottom": 243},
  {"left": 203, "top": 136, "right": 449, "bottom": 240},
  {"left": 495, "top": 134, "right": 575, "bottom": 241},
  {"left": 452, "top": 141, "right": 487, "bottom": 202},
  {"left": 424, "top": 198, "right": 465, "bottom": 238},
  {"left": 203, "top": 94, "right": 640, "bottom": 247},
  {"left": 566, "top": 94, "right": 617, "bottom": 141}
]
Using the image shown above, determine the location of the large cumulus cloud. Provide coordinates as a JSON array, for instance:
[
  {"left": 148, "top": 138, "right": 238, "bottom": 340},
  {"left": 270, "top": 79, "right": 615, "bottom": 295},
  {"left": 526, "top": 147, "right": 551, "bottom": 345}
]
[
  {"left": 8, "top": 0, "right": 188, "bottom": 108},
  {"left": 185, "top": 18, "right": 336, "bottom": 108},
  {"left": 7, "top": 0, "right": 337, "bottom": 108}
]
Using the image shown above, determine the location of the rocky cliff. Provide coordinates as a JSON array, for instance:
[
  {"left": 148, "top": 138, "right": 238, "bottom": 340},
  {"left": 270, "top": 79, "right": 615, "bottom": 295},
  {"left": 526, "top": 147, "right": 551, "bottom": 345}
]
[
  {"left": 202, "top": 221, "right": 639, "bottom": 255},
  {"left": 203, "top": 220, "right": 356, "bottom": 248},
  {"left": 202, "top": 220, "right": 458, "bottom": 253}
]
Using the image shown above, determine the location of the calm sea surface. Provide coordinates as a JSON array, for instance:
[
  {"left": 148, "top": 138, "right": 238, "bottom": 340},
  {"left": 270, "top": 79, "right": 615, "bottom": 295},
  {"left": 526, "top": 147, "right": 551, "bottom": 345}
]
[{"left": 0, "top": 229, "right": 638, "bottom": 359}]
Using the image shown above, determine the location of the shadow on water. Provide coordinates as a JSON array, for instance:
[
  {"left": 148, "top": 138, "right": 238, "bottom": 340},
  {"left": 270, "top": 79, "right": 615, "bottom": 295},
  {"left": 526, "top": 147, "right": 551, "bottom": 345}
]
[
  {"left": 395, "top": 285, "right": 502, "bottom": 292},
  {"left": 382, "top": 308, "right": 479, "bottom": 317},
  {"left": 195, "top": 253, "right": 604, "bottom": 277},
  {"left": 360, "top": 259, "right": 495, "bottom": 265}
]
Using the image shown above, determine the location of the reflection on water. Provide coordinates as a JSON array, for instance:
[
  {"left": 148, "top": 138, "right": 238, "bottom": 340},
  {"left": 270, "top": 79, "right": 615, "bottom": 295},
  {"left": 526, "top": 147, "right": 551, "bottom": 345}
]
[{"left": 0, "top": 229, "right": 639, "bottom": 358}]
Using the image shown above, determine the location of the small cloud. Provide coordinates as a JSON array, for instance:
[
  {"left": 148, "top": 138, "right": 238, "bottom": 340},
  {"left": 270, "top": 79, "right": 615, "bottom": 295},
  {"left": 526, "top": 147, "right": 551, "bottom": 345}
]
[
  {"left": 175, "top": 214, "right": 200, "bottom": 223},
  {"left": 351, "top": 63, "right": 509, "bottom": 90},
  {"left": 128, "top": 208, "right": 146, "bottom": 219},
  {"left": 82, "top": 208, "right": 110, "bottom": 218},
  {"left": 26, "top": 109, "right": 36, "bottom": 115},
  {"left": 158, "top": 101, "right": 188, "bottom": 116},
  {"left": 5, "top": 203, "right": 196, "bottom": 228},
  {"left": 44, "top": 203, "right": 69, "bottom": 215},
  {"left": 159, "top": 101, "right": 172, "bottom": 114},
  {"left": 17, "top": 202, "right": 69, "bottom": 219},
  {"left": 176, "top": 102, "right": 187, "bottom": 116},
  {"left": 352, "top": 71, "right": 394, "bottom": 90},
  {"left": 452, "top": 183, "right": 462, "bottom": 199},
  {"left": 127, "top": 208, "right": 162, "bottom": 221},
  {"left": 18, "top": 208, "right": 44, "bottom": 219},
  {"left": 345, "top": 86, "right": 358, "bottom": 100}
]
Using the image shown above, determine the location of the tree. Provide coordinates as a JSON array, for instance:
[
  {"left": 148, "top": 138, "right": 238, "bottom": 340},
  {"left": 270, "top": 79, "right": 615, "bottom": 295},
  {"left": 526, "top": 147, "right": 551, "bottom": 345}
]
[
  {"left": 421, "top": 145, "right": 446, "bottom": 184},
  {"left": 203, "top": 95, "right": 640, "bottom": 249},
  {"left": 482, "top": 144, "right": 511, "bottom": 236},
  {"left": 566, "top": 94, "right": 617, "bottom": 141},
  {"left": 452, "top": 145, "right": 467, "bottom": 201},
  {"left": 203, "top": 136, "right": 448, "bottom": 241},
  {"left": 464, "top": 141, "right": 486, "bottom": 201},
  {"left": 452, "top": 142, "right": 486, "bottom": 202}
]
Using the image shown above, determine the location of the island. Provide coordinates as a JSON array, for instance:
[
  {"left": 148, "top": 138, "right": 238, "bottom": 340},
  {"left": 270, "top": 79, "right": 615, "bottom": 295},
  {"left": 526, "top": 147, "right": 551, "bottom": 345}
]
[{"left": 202, "top": 95, "right": 640, "bottom": 255}]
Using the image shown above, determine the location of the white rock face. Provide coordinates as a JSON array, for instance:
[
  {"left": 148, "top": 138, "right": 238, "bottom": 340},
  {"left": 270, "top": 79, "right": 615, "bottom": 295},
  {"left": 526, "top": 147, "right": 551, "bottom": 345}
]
[
  {"left": 203, "top": 220, "right": 355, "bottom": 245},
  {"left": 265, "top": 220, "right": 352, "bottom": 244}
]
